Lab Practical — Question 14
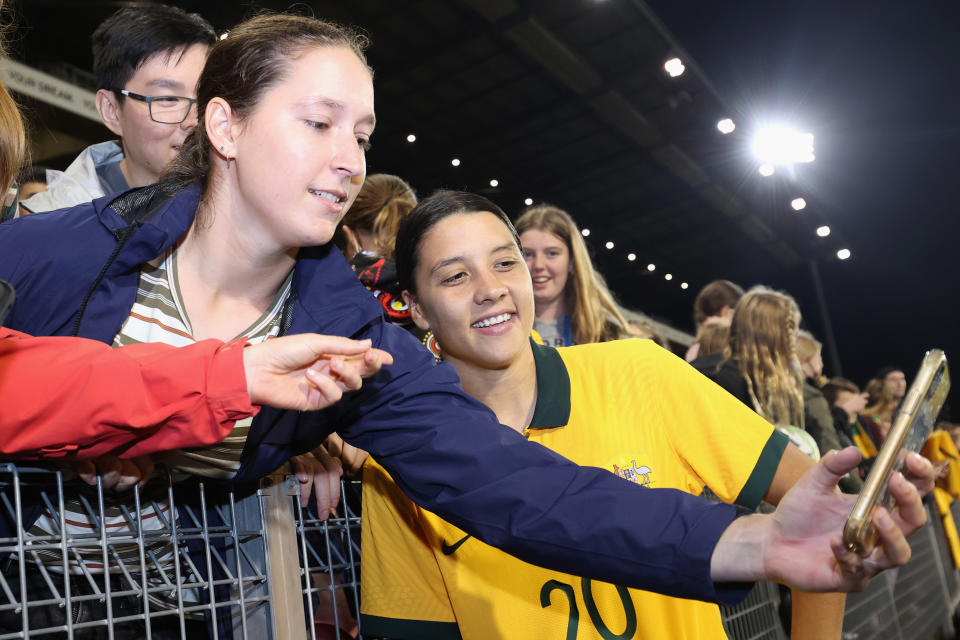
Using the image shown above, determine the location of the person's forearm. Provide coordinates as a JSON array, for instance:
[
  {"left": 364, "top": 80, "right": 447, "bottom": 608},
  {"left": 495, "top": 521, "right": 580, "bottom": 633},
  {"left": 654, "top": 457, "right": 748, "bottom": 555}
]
[
  {"left": 710, "top": 513, "right": 770, "bottom": 582},
  {"left": 791, "top": 591, "right": 845, "bottom": 640},
  {"left": 0, "top": 330, "right": 256, "bottom": 459}
]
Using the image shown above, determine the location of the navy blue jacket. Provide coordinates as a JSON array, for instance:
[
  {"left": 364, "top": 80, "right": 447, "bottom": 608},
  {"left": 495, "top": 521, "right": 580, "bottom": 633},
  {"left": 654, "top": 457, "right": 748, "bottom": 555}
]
[{"left": 0, "top": 183, "right": 747, "bottom": 604}]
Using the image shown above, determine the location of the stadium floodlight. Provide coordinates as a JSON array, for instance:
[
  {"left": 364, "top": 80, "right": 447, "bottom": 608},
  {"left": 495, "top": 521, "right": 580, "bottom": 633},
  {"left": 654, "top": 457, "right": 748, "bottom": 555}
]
[
  {"left": 681, "top": 282, "right": 689, "bottom": 290},
  {"left": 605, "top": 241, "right": 615, "bottom": 250},
  {"left": 664, "top": 273, "right": 673, "bottom": 281},
  {"left": 752, "top": 125, "right": 815, "bottom": 165},
  {"left": 664, "top": 57, "right": 685, "bottom": 78},
  {"left": 489, "top": 179, "right": 499, "bottom": 188},
  {"left": 717, "top": 118, "right": 736, "bottom": 134},
  {"left": 816, "top": 225, "right": 831, "bottom": 237},
  {"left": 646, "top": 263, "right": 656, "bottom": 272},
  {"left": 837, "top": 248, "right": 851, "bottom": 260},
  {"left": 524, "top": 198, "right": 533, "bottom": 206},
  {"left": 627, "top": 253, "right": 636, "bottom": 261},
  {"left": 758, "top": 163, "right": 775, "bottom": 177},
  {"left": 406, "top": 133, "right": 416, "bottom": 143},
  {"left": 451, "top": 158, "right": 461, "bottom": 167},
  {"left": 582, "top": 228, "right": 590, "bottom": 237},
  {"left": 791, "top": 197, "right": 807, "bottom": 211}
]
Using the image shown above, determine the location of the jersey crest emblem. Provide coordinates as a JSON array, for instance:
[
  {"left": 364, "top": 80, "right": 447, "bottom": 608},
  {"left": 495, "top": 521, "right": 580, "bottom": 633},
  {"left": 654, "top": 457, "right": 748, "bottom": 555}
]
[{"left": 612, "top": 460, "right": 652, "bottom": 486}]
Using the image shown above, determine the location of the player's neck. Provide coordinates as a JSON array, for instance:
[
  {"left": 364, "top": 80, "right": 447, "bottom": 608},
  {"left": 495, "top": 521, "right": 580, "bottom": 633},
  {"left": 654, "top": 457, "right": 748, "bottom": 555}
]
[{"left": 457, "top": 347, "right": 537, "bottom": 434}]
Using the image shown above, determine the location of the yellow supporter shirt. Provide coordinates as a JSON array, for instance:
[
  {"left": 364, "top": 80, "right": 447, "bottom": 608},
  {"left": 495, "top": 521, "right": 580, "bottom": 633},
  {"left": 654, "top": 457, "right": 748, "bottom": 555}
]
[{"left": 361, "top": 339, "right": 789, "bottom": 640}]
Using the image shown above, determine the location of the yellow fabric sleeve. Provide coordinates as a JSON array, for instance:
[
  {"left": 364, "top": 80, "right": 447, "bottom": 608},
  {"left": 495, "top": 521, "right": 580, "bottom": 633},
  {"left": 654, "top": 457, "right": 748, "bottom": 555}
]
[
  {"left": 658, "top": 346, "right": 786, "bottom": 506},
  {"left": 565, "top": 340, "right": 785, "bottom": 509}
]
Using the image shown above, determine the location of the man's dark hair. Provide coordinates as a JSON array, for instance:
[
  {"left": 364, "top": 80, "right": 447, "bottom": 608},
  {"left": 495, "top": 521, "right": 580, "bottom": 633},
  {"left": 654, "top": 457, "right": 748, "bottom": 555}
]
[
  {"left": 693, "top": 280, "right": 744, "bottom": 327},
  {"left": 16, "top": 165, "right": 49, "bottom": 186},
  {"left": 92, "top": 3, "right": 216, "bottom": 96}
]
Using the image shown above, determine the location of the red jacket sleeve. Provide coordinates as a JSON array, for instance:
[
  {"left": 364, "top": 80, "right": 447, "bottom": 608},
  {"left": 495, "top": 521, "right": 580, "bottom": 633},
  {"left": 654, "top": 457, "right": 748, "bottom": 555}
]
[{"left": 0, "top": 329, "right": 258, "bottom": 459}]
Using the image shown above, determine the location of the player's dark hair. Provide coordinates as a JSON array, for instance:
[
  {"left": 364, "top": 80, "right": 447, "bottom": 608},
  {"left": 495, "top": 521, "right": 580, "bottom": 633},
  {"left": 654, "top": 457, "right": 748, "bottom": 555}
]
[{"left": 395, "top": 190, "right": 518, "bottom": 295}]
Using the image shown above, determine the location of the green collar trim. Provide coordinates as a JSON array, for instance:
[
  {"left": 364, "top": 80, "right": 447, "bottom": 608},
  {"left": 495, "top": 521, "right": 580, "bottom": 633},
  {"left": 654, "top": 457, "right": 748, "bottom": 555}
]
[
  {"left": 528, "top": 338, "right": 572, "bottom": 429},
  {"left": 360, "top": 614, "right": 462, "bottom": 639}
]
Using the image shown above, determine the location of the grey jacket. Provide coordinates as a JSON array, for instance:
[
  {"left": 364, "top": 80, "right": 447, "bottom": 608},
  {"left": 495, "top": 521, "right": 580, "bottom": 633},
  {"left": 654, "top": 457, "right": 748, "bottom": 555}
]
[{"left": 21, "top": 141, "right": 124, "bottom": 213}]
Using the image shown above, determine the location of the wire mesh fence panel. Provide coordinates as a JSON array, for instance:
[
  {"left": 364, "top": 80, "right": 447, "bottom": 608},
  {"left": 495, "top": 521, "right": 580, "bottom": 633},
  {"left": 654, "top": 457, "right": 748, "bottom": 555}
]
[
  {"left": 890, "top": 502, "right": 953, "bottom": 639},
  {"left": 932, "top": 502, "right": 960, "bottom": 599},
  {"left": 949, "top": 500, "right": 960, "bottom": 610},
  {"left": 7, "top": 461, "right": 960, "bottom": 640},
  {"left": 842, "top": 570, "right": 902, "bottom": 640},
  {"left": 292, "top": 479, "right": 363, "bottom": 640},
  {"left": 719, "top": 580, "right": 786, "bottom": 640},
  {"left": 0, "top": 464, "right": 277, "bottom": 640},
  {"left": 839, "top": 504, "right": 955, "bottom": 640},
  {"left": 841, "top": 499, "right": 960, "bottom": 640}
]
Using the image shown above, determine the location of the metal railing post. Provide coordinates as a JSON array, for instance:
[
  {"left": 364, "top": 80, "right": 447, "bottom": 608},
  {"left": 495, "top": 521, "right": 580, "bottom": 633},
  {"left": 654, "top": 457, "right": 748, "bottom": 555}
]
[{"left": 259, "top": 474, "right": 307, "bottom": 640}]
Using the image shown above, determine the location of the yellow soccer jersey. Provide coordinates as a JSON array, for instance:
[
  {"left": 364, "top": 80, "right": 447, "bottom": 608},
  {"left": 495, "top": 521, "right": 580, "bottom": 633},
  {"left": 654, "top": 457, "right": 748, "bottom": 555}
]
[{"left": 361, "top": 339, "right": 789, "bottom": 640}]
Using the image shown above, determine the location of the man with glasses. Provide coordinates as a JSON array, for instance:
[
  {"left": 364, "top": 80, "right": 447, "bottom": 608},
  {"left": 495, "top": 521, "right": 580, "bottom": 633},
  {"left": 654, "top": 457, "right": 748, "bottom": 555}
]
[{"left": 22, "top": 4, "right": 215, "bottom": 214}]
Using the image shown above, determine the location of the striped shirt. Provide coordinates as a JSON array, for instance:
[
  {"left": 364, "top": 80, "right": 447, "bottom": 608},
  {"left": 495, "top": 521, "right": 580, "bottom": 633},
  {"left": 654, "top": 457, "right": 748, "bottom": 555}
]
[
  {"left": 32, "top": 249, "right": 292, "bottom": 599},
  {"left": 115, "top": 251, "right": 291, "bottom": 477}
]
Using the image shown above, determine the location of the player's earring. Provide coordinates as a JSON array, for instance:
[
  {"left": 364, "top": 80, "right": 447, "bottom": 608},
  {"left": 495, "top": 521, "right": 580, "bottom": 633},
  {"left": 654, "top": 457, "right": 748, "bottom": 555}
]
[{"left": 422, "top": 331, "right": 442, "bottom": 362}]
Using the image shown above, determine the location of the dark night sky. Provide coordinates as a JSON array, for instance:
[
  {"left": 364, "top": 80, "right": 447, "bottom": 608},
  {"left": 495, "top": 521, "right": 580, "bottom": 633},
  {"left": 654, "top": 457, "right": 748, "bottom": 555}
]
[{"left": 646, "top": 0, "right": 960, "bottom": 416}]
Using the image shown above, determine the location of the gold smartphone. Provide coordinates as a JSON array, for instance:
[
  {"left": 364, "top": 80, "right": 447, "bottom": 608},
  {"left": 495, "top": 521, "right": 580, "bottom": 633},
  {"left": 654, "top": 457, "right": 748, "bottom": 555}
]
[{"left": 843, "top": 349, "right": 950, "bottom": 554}]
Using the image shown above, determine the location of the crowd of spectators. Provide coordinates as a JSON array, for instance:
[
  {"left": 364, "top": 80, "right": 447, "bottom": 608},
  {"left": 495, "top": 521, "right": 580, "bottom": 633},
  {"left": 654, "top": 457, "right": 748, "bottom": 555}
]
[{"left": 0, "top": 3, "right": 944, "bottom": 639}]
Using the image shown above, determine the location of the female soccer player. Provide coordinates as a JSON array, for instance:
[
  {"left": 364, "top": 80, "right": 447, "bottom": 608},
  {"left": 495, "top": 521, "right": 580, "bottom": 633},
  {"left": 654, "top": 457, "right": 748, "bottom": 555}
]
[{"left": 360, "top": 190, "right": 929, "bottom": 639}]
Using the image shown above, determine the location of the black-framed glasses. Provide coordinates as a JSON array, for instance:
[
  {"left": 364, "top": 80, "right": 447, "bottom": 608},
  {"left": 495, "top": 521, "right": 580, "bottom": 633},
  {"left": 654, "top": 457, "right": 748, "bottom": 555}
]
[{"left": 115, "top": 89, "right": 197, "bottom": 124}]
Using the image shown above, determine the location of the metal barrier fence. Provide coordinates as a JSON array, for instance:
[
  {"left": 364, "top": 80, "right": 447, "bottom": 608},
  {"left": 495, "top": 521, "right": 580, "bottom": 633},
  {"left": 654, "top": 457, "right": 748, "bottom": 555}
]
[
  {"left": 0, "top": 464, "right": 362, "bottom": 640},
  {"left": 720, "top": 581, "right": 786, "bottom": 640},
  {"left": 836, "top": 500, "right": 953, "bottom": 640},
  {"left": 1, "top": 462, "right": 959, "bottom": 639}
]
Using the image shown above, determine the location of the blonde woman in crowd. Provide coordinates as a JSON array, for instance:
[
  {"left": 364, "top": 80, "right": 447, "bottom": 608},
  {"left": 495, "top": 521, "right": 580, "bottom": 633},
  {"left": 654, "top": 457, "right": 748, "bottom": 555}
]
[
  {"left": 334, "top": 173, "right": 416, "bottom": 260},
  {"left": 798, "top": 331, "right": 858, "bottom": 491},
  {"left": 697, "top": 323, "right": 730, "bottom": 358},
  {"left": 692, "top": 286, "right": 820, "bottom": 458},
  {"left": 515, "top": 204, "right": 627, "bottom": 346},
  {"left": 798, "top": 330, "right": 838, "bottom": 451},
  {"left": 725, "top": 287, "right": 805, "bottom": 427}
]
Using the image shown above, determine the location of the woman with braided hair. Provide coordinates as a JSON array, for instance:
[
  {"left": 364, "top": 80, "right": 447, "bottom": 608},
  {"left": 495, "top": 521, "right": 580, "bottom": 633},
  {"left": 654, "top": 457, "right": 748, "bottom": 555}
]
[{"left": 693, "top": 286, "right": 820, "bottom": 458}]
